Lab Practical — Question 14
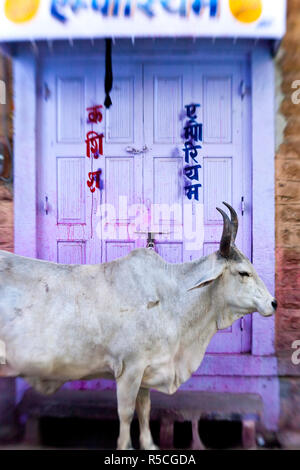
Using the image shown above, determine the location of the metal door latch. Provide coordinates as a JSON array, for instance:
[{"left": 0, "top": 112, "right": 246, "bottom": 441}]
[
  {"left": 135, "top": 231, "right": 171, "bottom": 249},
  {"left": 125, "top": 145, "right": 150, "bottom": 154},
  {"left": 44, "top": 195, "right": 49, "bottom": 215},
  {"left": 241, "top": 196, "right": 245, "bottom": 216},
  {"left": 44, "top": 83, "right": 51, "bottom": 102},
  {"left": 239, "top": 80, "right": 251, "bottom": 100},
  {"left": 147, "top": 232, "right": 156, "bottom": 249}
]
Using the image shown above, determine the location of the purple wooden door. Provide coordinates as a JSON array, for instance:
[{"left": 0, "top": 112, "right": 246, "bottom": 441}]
[{"left": 37, "top": 57, "right": 251, "bottom": 357}]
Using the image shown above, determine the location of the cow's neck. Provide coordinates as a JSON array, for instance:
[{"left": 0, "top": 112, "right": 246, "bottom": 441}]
[
  {"left": 173, "top": 300, "right": 219, "bottom": 387},
  {"left": 171, "top": 256, "right": 227, "bottom": 387}
]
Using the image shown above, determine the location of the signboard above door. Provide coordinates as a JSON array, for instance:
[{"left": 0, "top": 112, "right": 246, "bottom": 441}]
[{"left": 0, "top": 0, "right": 286, "bottom": 41}]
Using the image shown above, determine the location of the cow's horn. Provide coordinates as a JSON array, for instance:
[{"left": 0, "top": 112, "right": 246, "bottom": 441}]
[
  {"left": 222, "top": 201, "right": 238, "bottom": 243},
  {"left": 216, "top": 207, "right": 232, "bottom": 258}
]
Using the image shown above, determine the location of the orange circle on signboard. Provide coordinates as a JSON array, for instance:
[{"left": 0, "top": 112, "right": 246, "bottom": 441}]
[
  {"left": 229, "top": 0, "right": 263, "bottom": 23},
  {"left": 5, "top": 0, "right": 40, "bottom": 24}
]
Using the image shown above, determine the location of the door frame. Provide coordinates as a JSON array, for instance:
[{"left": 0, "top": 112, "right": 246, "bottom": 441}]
[{"left": 13, "top": 39, "right": 278, "bottom": 429}]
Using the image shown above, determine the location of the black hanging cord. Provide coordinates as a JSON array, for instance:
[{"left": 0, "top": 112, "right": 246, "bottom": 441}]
[{"left": 104, "top": 38, "right": 113, "bottom": 109}]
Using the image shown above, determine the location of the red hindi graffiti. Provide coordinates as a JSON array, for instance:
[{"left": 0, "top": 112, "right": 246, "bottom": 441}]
[
  {"left": 87, "top": 105, "right": 103, "bottom": 124},
  {"left": 87, "top": 170, "right": 102, "bottom": 193},
  {"left": 85, "top": 131, "right": 104, "bottom": 159}
]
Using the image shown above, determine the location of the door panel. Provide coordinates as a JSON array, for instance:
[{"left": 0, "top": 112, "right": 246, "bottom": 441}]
[
  {"left": 106, "top": 76, "right": 136, "bottom": 144},
  {"left": 105, "top": 241, "right": 136, "bottom": 262},
  {"left": 153, "top": 75, "right": 183, "bottom": 144},
  {"left": 203, "top": 157, "right": 232, "bottom": 225},
  {"left": 56, "top": 157, "right": 86, "bottom": 224},
  {"left": 203, "top": 75, "right": 232, "bottom": 144},
  {"left": 57, "top": 77, "right": 85, "bottom": 143},
  {"left": 38, "top": 61, "right": 102, "bottom": 265},
  {"left": 57, "top": 241, "right": 86, "bottom": 265}
]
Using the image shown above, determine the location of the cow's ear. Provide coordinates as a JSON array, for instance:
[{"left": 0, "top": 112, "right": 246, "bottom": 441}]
[{"left": 188, "top": 266, "right": 224, "bottom": 291}]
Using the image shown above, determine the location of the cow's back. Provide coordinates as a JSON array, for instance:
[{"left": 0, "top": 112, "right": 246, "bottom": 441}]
[{"left": 0, "top": 249, "right": 179, "bottom": 380}]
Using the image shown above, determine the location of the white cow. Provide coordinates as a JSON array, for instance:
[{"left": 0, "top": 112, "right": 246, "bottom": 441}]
[{"left": 0, "top": 203, "right": 276, "bottom": 450}]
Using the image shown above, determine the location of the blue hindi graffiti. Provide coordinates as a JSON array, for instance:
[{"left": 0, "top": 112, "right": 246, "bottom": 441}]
[
  {"left": 50, "top": 0, "right": 219, "bottom": 22},
  {"left": 183, "top": 104, "right": 202, "bottom": 201}
]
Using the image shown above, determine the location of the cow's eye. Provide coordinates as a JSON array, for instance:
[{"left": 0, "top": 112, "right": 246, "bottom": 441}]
[{"left": 239, "top": 272, "right": 250, "bottom": 277}]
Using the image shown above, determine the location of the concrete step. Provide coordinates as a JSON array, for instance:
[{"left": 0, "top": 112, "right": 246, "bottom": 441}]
[{"left": 18, "top": 389, "right": 263, "bottom": 449}]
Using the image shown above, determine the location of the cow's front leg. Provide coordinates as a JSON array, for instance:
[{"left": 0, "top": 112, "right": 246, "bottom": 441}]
[
  {"left": 116, "top": 367, "right": 142, "bottom": 450},
  {"left": 136, "top": 388, "right": 159, "bottom": 450}
]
